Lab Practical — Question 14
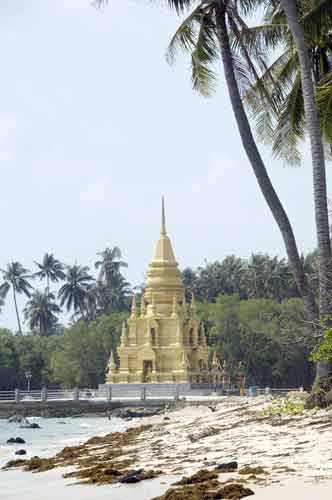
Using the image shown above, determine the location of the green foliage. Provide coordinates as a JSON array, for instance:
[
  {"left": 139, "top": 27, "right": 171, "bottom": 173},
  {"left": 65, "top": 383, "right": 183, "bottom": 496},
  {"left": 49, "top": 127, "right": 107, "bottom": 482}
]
[
  {"left": 263, "top": 398, "right": 305, "bottom": 417},
  {"left": 199, "top": 294, "right": 314, "bottom": 388},
  {"left": 51, "top": 314, "right": 125, "bottom": 388},
  {"left": 0, "top": 329, "right": 18, "bottom": 390},
  {"left": 310, "top": 324, "right": 332, "bottom": 363},
  {"left": 24, "top": 291, "right": 61, "bottom": 336},
  {"left": 58, "top": 264, "right": 95, "bottom": 317},
  {"left": 34, "top": 253, "right": 65, "bottom": 290}
]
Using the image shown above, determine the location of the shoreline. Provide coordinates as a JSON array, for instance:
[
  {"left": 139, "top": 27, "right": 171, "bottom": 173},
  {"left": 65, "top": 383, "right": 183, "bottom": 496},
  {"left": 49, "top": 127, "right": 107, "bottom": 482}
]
[
  {"left": 2, "top": 396, "right": 332, "bottom": 499},
  {"left": 0, "top": 399, "right": 171, "bottom": 419}
]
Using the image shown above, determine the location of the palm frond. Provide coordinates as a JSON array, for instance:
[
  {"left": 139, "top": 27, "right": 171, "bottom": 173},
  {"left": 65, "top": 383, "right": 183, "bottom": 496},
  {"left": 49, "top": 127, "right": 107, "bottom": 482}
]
[
  {"left": 167, "top": 6, "right": 202, "bottom": 64},
  {"left": 191, "top": 15, "right": 218, "bottom": 96},
  {"left": 316, "top": 70, "right": 332, "bottom": 144},
  {"left": 166, "top": 0, "right": 195, "bottom": 15},
  {"left": 303, "top": 0, "right": 332, "bottom": 41},
  {"left": 271, "top": 73, "right": 304, "bottom": 165}
]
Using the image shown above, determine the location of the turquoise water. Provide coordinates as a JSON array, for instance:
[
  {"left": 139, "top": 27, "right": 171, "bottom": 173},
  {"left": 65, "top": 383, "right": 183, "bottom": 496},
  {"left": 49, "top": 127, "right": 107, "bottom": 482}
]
[{"left": 0, "top": 416, "right": 129, "bottom": 468}]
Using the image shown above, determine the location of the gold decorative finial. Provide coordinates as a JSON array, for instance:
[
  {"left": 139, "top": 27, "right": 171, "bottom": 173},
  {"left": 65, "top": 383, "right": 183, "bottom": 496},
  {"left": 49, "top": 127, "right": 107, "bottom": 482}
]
[
  {"left": 120, "top": 321, "right": 127, "bottom": 346},
  {"left": 140, "top": 298, "right": 146, "bottom": 317},
  {"left": 161, "top": 196, "right": 166, "bottom": 235},
  {"left": 200, "top": 322, "right": 207, "bottom": 345},
  {"left": 191, "top": 292, "right": 197, "bottom": 316},
  {"left": 172, "top": 294, "right": 179, "bottom": 318},
  {"left": 131, "top": 295, "right": 137, "bottom": 318},
  {"left": 212, "top": 351, "right": 221, "bottom": 370}
]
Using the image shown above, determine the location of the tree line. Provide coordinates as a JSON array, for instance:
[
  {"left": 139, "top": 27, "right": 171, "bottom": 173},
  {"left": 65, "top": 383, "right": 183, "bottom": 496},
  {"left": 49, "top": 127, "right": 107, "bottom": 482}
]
[
  {"left": 0, "top": 295, "right": 313, "bottom": 391},
  {"left": 0, "top": 248, "right": 318, "bottom": 391},
  {"left": 0, "top": 248, "right": 318, "bottom": 336},
  {"left": 182, "top": 252, "right": 318, "bottom": 303},
  {"left": 0, "top": 247, "right": 131, "bottom": 336}
]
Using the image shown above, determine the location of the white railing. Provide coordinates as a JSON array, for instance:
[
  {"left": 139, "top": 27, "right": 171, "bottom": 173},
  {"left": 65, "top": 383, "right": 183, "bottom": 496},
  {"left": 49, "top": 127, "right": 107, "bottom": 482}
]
[{"left": 0, "top": 386, "right": 302, "bottom": 403}]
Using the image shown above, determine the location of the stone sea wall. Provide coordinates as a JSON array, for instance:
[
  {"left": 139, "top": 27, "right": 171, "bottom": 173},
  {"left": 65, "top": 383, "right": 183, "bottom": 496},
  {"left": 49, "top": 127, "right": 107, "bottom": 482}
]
[{"left": 0, "top": 400, "right": 171, "bottom": 419}]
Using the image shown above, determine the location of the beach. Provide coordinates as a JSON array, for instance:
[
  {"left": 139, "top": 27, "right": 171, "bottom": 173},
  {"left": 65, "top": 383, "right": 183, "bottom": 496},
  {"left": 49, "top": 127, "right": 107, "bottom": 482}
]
[{"left": 2, "top": 396, "right": 332, "bottom": 499}]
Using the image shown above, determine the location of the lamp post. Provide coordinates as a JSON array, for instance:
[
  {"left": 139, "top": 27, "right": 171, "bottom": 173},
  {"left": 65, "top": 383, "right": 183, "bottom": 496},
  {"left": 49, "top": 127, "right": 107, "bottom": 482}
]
[{"left": 25, "top": 371, "right": 32, "bottom": 393}]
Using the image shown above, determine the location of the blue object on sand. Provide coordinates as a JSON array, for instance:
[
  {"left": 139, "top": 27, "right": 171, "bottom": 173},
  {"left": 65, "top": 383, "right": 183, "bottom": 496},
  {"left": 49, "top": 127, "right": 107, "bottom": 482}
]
[{"left": 248, "top": 386, "right": 257, "bottom": 397}]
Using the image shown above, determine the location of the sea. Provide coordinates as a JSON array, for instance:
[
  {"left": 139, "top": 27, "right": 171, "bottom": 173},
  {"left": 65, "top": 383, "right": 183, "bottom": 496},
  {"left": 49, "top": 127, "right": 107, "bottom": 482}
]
[
  {"left": 0, "top": 415, "right": 129, "bottom": 468},
  {"left": 0, "top": 417, "right": 175, "bottom": 500}
]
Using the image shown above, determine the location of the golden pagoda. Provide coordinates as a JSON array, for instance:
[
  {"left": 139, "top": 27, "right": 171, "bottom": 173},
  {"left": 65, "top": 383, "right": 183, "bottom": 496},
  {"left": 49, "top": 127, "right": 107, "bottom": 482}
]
[{"left": 106, "top": 199, "right": 209, "bottom": 384}]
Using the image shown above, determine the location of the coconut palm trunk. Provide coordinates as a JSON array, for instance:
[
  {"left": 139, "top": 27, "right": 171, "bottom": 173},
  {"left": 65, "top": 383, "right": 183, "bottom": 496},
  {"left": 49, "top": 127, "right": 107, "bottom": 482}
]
[
  {"left": 12, "top": 286, "right": 22, "bottom": 335},
  {"left": 280, "top": 0, "right": 332, "bottom": 315},
  {"left": 214, "top": 2, "right": 318, "bottom": 325}
]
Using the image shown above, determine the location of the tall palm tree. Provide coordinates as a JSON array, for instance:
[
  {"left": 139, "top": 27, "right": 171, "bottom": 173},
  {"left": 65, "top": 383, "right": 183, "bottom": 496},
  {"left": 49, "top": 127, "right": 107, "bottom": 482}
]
[
  {"left": 95, "top": 247, "right": 128, "bottom": 284},
  {"left": 34, "top": 253, "right": 65, "bottom": 291},
  {"left": 0, "top": 262, "right": 33, "bottom": 334},
  {"left": 159, "top": 0, "right": 317, "bottom": 325},
  {"left": 58, "top": 265, "right": 95, "bottom": 318},
  {"left": 280, "top": 0, "right": 331, "bottom": 304},
  {"left": 24, "top": 290, "right": 61, "bottom": 336}
]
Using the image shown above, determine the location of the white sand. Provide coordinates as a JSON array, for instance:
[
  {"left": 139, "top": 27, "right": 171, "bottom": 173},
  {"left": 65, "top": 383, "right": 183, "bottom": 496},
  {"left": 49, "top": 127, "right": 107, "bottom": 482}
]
[{"left": 2, "top": 396, "right": 332, "bottom": 499}]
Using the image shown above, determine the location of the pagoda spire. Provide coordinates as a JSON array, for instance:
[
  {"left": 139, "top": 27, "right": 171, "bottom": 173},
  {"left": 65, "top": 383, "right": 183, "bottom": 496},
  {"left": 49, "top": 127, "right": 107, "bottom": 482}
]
[{"left": 161, "top": 195, "right": 167, "bottom": 235}]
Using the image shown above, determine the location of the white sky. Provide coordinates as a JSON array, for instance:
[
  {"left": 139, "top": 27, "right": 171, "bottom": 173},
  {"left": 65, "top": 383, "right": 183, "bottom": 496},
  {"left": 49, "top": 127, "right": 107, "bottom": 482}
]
[{"left": 0, "top": 0, "right": 330, "bottom": 330}]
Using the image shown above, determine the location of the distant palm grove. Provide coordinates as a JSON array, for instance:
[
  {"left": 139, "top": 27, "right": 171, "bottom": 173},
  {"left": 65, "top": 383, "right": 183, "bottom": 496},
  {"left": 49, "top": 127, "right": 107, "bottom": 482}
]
[{"left": 0, "top": 248, "right": 319, "bottom": 391}]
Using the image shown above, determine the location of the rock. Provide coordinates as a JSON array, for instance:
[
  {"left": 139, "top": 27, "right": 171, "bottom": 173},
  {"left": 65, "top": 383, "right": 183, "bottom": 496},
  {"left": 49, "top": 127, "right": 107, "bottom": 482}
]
[
  {"left": 163, "top": 416, "right": 170, "bottom": 421},
  {"left": 120, "top": 475, "right": 141, "bottom": 484},
  {"left": 20, "top": 423, "right": 40, "bottom": 429},
  {"left": 7, "top": 437, "right": 26, "bottom": 444},
  {"left": 216, "top": 461, "right": 238, "bottom": 472},
  {"left": 15, "top": 450, "right": 27, "bottom": 456},
  {"left": 188, "top": 426, "right": 220, "bottom": 443},
  {"left": 119, "top": 469, "right": 143, "bottom": 484},
  {"left": 111, "top": 407, "right": 163, "bottom": 419},
  {"left": 8, "top": 415, "right": 29, "bottom": 424},
  {"left": 15, "top": 437, "right": 26, "bottom": 444}
]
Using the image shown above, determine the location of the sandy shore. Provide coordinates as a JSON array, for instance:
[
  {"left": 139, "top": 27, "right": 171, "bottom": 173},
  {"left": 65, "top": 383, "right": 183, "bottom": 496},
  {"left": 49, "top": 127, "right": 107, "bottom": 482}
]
[{"left": 2, "top": 396, "right": 332, "bottom": 499}]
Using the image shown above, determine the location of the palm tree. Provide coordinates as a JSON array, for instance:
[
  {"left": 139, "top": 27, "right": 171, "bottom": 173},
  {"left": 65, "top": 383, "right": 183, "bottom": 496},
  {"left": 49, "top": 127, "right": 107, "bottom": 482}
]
[
  {"left": 34, "top": 253, "right": 65, "bottom": 291},
  {"left": 0, "top": 262, "right": 33, "bottom": 334},
  {"left": 244, "top": 254, "right": 291, "bottom": 301},
  {"left": 280, "top": 0, "right": 331, "bottom": 306},
  {"left": 159, "top": 0, "right": 317, "bottom": 325},
  {"left": 243, "top": 1, "right": 332, "bottom": 164},
  {"left": 95, "top": 273, "right": 131, "bottom": 314},
  {"left": 95, "top": 247, "right": 128, "bottom": 284},
  {"left": 58, "top": 265, "right": 95, "bottom": 318},
  {"left": 24, "top": 290, "right": 61, "bottom": 336}
]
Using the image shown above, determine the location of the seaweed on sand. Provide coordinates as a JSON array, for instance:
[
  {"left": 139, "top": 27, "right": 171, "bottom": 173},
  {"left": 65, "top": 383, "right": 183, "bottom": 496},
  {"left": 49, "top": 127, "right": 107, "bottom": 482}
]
[
  {"left": 1, "top": 424, "right": 162, "bottom": 486},
  {"left": 238, "top": 466, "right": 266, "bottom": 476},
  {"left": 152, "top": 468, "right": 254, "bottom": 500},
  {"left": 174, "top": 469, "right": 219, "bottom": 485},
  {"left": 152, "top": 482, "right": 254, "bottom": 500}
]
